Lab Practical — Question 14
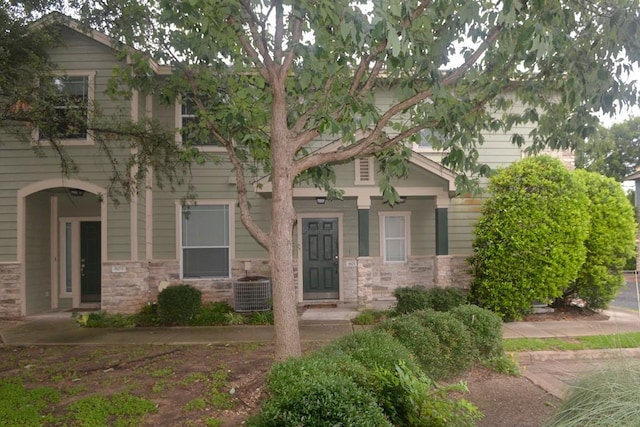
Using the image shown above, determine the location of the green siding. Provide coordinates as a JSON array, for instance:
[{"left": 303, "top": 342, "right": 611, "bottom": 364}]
[
  {"left": 152, "top": 159, "right": 271, "bottom": 260},
  {"left": 0, "top": 26, "right": 136, "bottom": 262},
  {"left": 24, "top": 192, "right": 51, "bottom": 314}
]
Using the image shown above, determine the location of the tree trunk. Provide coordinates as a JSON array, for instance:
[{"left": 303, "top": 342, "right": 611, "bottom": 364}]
[{"left": 269, "top": 175, "right": 302, "bottom": 360}]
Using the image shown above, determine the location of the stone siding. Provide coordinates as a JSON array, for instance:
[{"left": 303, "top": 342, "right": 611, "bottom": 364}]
[
  {"left": 356, "top": 255, "right": 471, "bottom": 305},
  {"left": 101, "top": 259, "right": 274, "bottom": 314},
  {"left": 0, "top": 263, "right": 22, "bottom": 318}
]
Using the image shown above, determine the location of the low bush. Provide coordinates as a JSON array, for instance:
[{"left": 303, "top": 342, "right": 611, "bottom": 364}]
[
  {"left": 323, "top": 329, "right": 420, "bottom": 374},
  {"left": 76, "top": 311, "right": 137, "bottom": 328},
  {"left": 190, "top": 301, "right": 233, "bottom": 326},
  {"left": 157, "top": 284, "right": 202, "bottom": 326},
  {"left": 546, "top": 360, "right": 640, "bottom": 427},
  {"left": 373, "top": 361, "right": 481, "bottom": 427},
  {"left": 450, "top": 304, "right": 503, "bottom": 360},
  {"left": 393, "top": 286, "right": 432, "bottom": 314},
  {"left": 377, "top": 315, "right": 444, "bottom": 379},
  {"left": 253, "top": 333, "right": 480, "bottom": 427},
  {"left": 353, "top": 309, "right": 388, "bottom": 325},
  {"left": 135, "top": 303, "right": 159, "bottom": 326},
  {"left": 393, "top": 286, "right": 467, "bottom": 315},
  {"left": 424, "top": 287, "right": 467, "bottom": 312},
  {"left": 248, "top": 353, "right": 391, "bottom": 427},
  {"left": 411, "top": 310, "right": 475, "bottom": 378}
]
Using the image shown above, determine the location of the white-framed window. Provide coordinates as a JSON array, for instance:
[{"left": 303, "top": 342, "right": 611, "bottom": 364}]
[
  {"left": 37, "top": 72, "right": 95, "bottom": 144},
  {"left": 414, "top": 128, "right": 444, "bottom": 153},
  {"left": 379, "top": 212, "right": 410, "bottom": 263},
  {"left": 175, "top": 96, "right": 222, "bottom": 150},
  {"left": 181, "top": 204, "right": 231, "bottom": 278}
]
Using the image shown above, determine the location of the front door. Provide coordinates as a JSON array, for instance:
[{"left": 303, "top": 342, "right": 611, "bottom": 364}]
[
  {"left": 80, "top": 221, "right": 101, "bottom": 303},
  {"left": 302, "top": 218, "right": 339, "bottom": 300}
]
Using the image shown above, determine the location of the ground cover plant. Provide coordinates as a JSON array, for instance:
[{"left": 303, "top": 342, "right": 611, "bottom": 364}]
[
  {"left": 546, "top": 360, "right": 640, "bottom": 427},
  {"left": 75, "top": 289, "right": 274, "bottom": 328}
]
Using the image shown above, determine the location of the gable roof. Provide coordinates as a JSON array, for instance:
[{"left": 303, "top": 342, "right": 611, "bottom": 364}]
[{"left": 33, "top": 12, "right": 172, "bottom": 75}]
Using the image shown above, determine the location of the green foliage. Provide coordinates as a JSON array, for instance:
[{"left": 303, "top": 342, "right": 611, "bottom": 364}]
[
  {"left": 249, "top": 353, "right": 392, "bottom": 427},
  {"left": 135, "top": 302, "right": 159, "bottom": 326},
  {"left": 393, "top": 286, "right": 467, "bottom": 315},
  {"left": 75, "top": 311, "right": 137, "bottom": 328},
  {"left": 0, "top": 378, "right": 60, "bottom": 426},
  {"left": 567, "top": 170, "right": 636, "bottom": 309},
  {"left": 253, "top": 334, "right": 480, "bottom": 427},
  {"left": 323, "top": 329, "right": 420, "bottom": 374},
  {"left": 246, "top": 310, "right": 274, "bottom": 325},
  {"left": 546, "top": 361, "right": 640, "bottom": 427},
  {"left": 450, "top": 304, "right": 504, "bottom": 360},
  {"left": 353, "top": 309, "right": 388, "bottom": 325},
  {"left": 423, "top": 287, "right": 468, "bottom": 312},
  {"left": 576, "top": 117, "right": 640, "bottom": 182},
  {"left": 394, "top": 286, "right": 432, "bottom": 314},
  {"left": 157, "top": 284, "right": 202, "bottom": 326},
  {"left": 411, "top": 310, "right": 475, "bottom": 378},
  {"left": 469, "top": 156, "right": 591, "bottom": 320},
  {"left": 190, "top": 301, "right": 233, "bottom": 326},
  {"left": 66, "top": 392, "right": 157, "bottom": 426},
  {"left": 378, "top": 315, "right": 443, "bottom": 379},
  {"left": 373, "top": 361, "right": 481, "bottom": 427}
]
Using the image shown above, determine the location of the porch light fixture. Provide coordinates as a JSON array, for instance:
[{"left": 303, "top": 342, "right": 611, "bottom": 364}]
[
  {"left": 69, "top": 188, "right": 85, "bottom": 197},
  {"left": 315, "top": 197, "right": 326, "bottom": 205}
]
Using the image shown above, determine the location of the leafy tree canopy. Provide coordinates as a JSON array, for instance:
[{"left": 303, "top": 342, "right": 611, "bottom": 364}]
[
  {"left": 576, "top": 116, "right": 640, "bottom": 182},
  {"left": 4, "top": 0, "right": 640, "bottom": 358}
]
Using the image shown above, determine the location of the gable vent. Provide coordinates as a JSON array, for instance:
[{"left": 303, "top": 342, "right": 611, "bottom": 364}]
[{"left": 355, "top": 157, "right": 374, "bottom": 184}]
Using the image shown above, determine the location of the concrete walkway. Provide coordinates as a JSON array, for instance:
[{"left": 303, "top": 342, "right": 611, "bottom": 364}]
[{"left": 2, "top": 306, "right": 640, "bottom": 399}]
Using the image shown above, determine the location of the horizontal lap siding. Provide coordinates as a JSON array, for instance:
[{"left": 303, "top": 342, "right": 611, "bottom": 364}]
[{"left": 0, "top": 28, "right": 133, "bottom": 261}]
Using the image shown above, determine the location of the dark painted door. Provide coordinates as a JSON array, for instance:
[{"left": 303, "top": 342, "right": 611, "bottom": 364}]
[
  {"left": 302, "top": 218, "right": 339, "bottom": 300},
  {"left": 80, "top": 221, "right": 101, "bottom": 303}
]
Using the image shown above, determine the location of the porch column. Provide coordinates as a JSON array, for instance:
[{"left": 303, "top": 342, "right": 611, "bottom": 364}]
[
  {"left": 435, "top": 198, "right": 449, "bottom": 256},
  {"left": 357, "top": 196, "right": 371, "bottom": 257}
]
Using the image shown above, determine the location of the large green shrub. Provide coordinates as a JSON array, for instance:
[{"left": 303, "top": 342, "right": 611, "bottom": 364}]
[
  {"left": 450, "top": 304, "right": 503, "bottom": 360},
  {"left": 393, "top": 286, "right": 467, "bottom": 314},
  {"left": 469, "top": 156, "right": 591, "bottom": 320},
  {"left": 566, "top": 170, "right": 636, "bottom": 309},
  {"left": 156, "top": 284, "right": 202, "bottom": 326}
]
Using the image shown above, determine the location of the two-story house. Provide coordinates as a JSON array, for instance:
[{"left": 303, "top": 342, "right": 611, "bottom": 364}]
[{"left": 0, "top": 14, "right": 572, "bottom": 317}]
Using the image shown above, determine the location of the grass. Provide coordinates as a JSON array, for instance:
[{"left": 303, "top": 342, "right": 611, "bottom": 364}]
[{"left": 504, "top": 331, "right": 640, "bottom": 352}]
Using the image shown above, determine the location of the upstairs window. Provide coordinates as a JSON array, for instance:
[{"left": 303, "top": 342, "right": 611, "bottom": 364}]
[
  {"left": 40, "top": 74, "right": 92, "bottom": 141},
  {"left": 415, "top": 128, "right": 445, "bottom": 153},
  {"left": 178, "top": 96, "right": 219, "bottom": 147}
]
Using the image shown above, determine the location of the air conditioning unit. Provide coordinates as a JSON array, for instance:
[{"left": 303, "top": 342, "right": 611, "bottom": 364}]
[{"left": 233, "top": 277, "right": 272, "bottom": 312}]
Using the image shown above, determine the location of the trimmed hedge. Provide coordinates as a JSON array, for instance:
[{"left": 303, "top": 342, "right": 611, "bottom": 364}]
[
  {"left": 157, "top": 284, "right": 202, "bottom": 326},
  {"left": 450, "top": 304, "right": 504, "bottom": 360},
  {"left": 393, "top": 286, "right": 467, "bottom": 315},
  {"left": 248, "top": 352, "right": 392, "bottom": 427}
]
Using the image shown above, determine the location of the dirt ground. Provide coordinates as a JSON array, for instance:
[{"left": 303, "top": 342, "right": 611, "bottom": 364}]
[{"left": 0, "top": 339, "right": 561, "bottom": 426}]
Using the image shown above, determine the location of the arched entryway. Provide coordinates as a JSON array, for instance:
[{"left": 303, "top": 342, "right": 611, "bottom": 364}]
[{"left": 17, "top": 179, "right": 107, "bottom": 315}]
